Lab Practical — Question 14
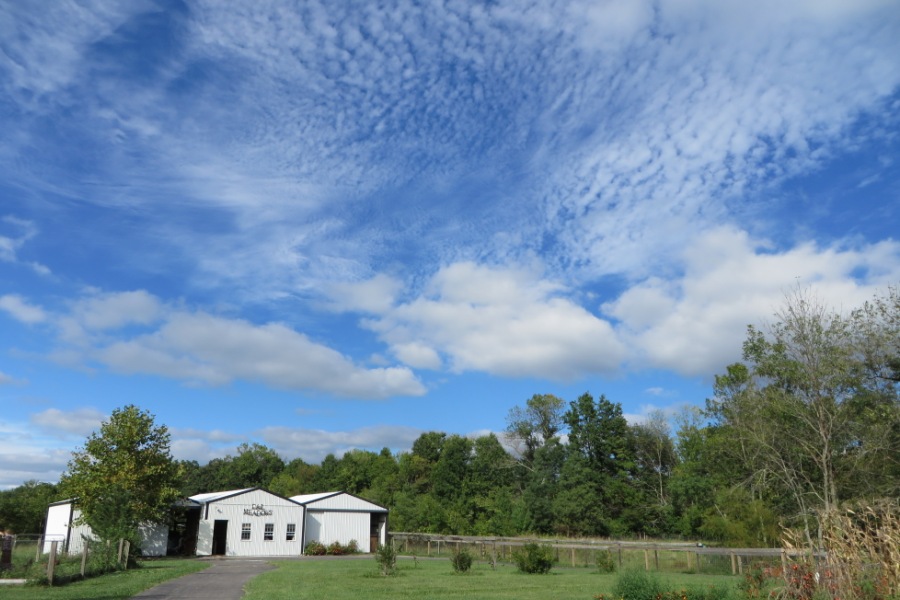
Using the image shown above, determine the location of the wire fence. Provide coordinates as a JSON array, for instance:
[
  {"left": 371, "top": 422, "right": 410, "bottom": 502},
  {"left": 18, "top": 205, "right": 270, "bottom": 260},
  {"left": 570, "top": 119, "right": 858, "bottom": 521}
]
[
  {"left": 390, "top": 532, "right": 790, "bottom": 576},
  {"left": 1, "top": 534, "right": 133, "bottom": 585}
]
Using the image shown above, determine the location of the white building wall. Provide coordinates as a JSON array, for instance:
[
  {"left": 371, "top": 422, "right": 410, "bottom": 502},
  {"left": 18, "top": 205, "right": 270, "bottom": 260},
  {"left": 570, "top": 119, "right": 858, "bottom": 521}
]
[
  {"left": 43, "top": 505, "right": 95, "bottom": 555},
  {"left": 304, "top": 511, "right": 369, "bottom": 549},
  {"left": 198, "top": 489, "right": 304, "bottom": 557},
  {"left": 138, "top": 523, "right": 169, "bottom": 557},
  {"left": 43, "top": 503, "right": 168, "bottom": 557},
  {"left": 196, "top": 519, "right": 213, "bottom": 555}
]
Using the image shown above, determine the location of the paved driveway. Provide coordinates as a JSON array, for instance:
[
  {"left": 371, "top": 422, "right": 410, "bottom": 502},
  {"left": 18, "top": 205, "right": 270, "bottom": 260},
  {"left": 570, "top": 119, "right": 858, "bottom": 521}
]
[{"left": 132, "top": 559, "right": 275, "bottom": 600}]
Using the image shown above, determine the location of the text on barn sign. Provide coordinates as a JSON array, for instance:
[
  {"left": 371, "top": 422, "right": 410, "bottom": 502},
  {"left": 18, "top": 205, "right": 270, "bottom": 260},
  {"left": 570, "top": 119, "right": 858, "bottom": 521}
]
[{"left": 243, "top": 504, "right": 273, "bottom": 517}]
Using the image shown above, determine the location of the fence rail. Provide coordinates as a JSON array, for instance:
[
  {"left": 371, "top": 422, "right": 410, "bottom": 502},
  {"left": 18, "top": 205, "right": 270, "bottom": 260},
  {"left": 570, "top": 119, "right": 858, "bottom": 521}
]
[{"left": 390, "top": 532, "right": 800, "bottom": 575}]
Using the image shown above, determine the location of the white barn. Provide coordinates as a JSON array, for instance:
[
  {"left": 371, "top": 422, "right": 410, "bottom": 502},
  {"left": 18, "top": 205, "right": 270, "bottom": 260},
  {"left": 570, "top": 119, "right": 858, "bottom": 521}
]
[
  {"left": 190, "top": 488, "right": 303, "bottom": 557},
  {"left": 44, "top": 489, "right": 388, "bottom": 557}
]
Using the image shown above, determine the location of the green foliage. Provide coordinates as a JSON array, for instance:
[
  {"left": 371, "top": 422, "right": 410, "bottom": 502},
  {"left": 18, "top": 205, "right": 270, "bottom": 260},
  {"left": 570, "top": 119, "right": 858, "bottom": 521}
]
[
  {"left": 0, "top": 481, "right": 59, "bottom": 533},
  {"left": 59, "top": 405, "right": 179, "bottom": 553},
  {"left": 83, "top": 486, "right": 141, "bottom": 564},
  {"left": 512, "top": 543, "right": 555, "bottom": 574},
  {"left": 450, "top": 548, "right": 473, "bottom": 573},
  {"left": 611, "top": 569, "right": 665, "bottom": 600},
  {"left": 304, "top": 540, "right": 327, "bottom": 555},
  {"left": 595, "top": 550, "right": 616, "bottom": 573},
  {"left": 697, "top": 488, "right": 780, "bottom": 548},
  {"left": 374, "top": 543, "right": 398, "bottom": 576},
  {"left": 324, "top": 540, "right": 359, "bottom": 555}
]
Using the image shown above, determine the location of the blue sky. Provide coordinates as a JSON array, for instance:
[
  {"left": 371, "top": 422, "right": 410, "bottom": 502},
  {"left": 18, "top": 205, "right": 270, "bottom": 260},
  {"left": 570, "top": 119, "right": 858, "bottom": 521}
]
[{"left": 1, "top": 0, "right": 899, "bottom": 489}]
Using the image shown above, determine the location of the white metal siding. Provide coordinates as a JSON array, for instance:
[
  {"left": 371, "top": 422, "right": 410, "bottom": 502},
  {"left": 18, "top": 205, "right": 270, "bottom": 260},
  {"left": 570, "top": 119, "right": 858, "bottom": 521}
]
[
  {"left": 304, "top": 510, "right": 369, "bottom": 549},
  {"left": 138, "top": 523, "right": 168, "bottom": 557},
  {"left": 196, "top": 519, "right": 213, "bottom": 555},
  {"left": 199, "top": 489, "right": 304, "bottom": 557}
]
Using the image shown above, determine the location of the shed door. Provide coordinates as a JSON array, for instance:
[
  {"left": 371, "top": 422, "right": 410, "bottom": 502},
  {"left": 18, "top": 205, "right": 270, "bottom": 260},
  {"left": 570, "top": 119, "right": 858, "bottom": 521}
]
[{"left": 212, "top": 520, "right": 228, "bottom": 555}]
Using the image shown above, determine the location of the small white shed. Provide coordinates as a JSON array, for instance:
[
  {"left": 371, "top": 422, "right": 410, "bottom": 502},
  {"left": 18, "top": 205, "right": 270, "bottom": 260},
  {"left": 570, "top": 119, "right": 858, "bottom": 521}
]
[
  {"left": 42, "top": 499, "right": 168, "bottom": 556},
  {"left": 291, "top": 491, "right": 388, "bottom": 552}
]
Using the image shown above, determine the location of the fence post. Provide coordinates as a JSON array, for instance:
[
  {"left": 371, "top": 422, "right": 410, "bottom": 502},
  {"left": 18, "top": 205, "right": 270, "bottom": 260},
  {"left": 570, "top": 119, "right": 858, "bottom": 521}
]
[
  {"left": 644, "top": 549, "right": 649, "bottom": 571},
  {"left": 781, "top": 548, "right": 788, "bottom": 574},
  {"left": 654, "top": 548, "right": 659, "bottom": 570},
  {"left": 571, "top": 547, "right": 576, "bottom": 567},
  {"left": 36, "top": 535, "right": 43, "bottom": 561},
  {"left": 731, "top": 551, "right": 736, "bottom": 575},
  {"left": 48, "top": 541, "right": 58, "bottom": 585},
  {"left": 427, "top": 540, "right": 430, "bottom": 556},
  {"left": 81, "top": 543, "right": 89, "bottom": 577}
]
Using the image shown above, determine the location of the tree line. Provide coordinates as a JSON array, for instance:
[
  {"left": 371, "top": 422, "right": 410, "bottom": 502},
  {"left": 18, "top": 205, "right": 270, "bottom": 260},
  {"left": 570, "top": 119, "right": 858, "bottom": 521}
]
[{"left": 2, "top": 286, "right": 897, "bottom": 548}]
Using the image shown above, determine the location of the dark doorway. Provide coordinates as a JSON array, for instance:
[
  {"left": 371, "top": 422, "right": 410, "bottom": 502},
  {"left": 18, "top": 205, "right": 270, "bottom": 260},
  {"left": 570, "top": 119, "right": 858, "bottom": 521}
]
[
  {"left": 212, "top": 520, "right": 228, "bottom": 555},
  {"left": 370, "top": 514, "right": 386, "bottom": 552},
  {"left": 167, "top": 507, "right": 201, "bottom": 556}
]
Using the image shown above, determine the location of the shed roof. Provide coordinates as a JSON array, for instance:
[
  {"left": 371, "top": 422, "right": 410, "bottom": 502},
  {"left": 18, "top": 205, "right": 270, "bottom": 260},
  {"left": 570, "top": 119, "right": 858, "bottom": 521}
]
[
  {"left": 189, "top": 488, "right": 256, "bottom": 504},
  {"left": 290, "top": 491, "right": 388, "bottom": 512}
]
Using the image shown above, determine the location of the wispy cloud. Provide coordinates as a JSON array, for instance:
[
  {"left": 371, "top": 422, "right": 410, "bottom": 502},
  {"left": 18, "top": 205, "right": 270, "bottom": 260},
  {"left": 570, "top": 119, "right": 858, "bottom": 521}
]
[{"left": 0, "top": 294, "right": 47, "bottom": 324}]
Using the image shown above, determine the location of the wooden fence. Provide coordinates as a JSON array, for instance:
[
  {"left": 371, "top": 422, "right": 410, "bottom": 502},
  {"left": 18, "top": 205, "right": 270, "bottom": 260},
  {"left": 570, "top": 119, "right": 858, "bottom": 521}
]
[{"left": 390, "top": 532, "right": 796, "bottom": 576}]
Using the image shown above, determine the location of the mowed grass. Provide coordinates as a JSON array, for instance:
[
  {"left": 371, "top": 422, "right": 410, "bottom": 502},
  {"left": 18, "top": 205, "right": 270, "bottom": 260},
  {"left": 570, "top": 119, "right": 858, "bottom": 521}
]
[
  {"left": 0, "top": 558, "right": 209, "bottom": 600},
  {"left": 244, "top": 557, "right": 740, "bottom": 600}
]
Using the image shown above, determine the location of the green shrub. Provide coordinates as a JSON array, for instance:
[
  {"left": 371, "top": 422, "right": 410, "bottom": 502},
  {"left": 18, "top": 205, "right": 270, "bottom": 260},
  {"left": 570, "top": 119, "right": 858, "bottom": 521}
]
[
  {"left": 512, "top": 543, "right": 555, "bottom": 574},
  {"left": 304, "top": 540, "right": 327, "bottom": 555},
  {"left": 327, "top": 541, "right": 345, "bottom": 555},
  {"left": 612, "top": 569, "right": 665, "bottom": 600},
  {"left": 595, "top": 550, "right": 616, "bottom": 573},
  {"left": 450, "top": 548, "right": 473, "bottom": 573},
  {"left": 374, "top": 543, "right": 397, "bottom": 576}
]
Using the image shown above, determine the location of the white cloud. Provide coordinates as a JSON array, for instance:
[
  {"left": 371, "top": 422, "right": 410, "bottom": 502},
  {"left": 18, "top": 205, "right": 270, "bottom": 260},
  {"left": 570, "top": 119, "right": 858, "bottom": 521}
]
[
  {"left": 24, "top": 289, "right": 428, "bottom": 399},
  {"left": 324, "top": 274, "right": 402, "bottom": 314},
  {"left": 73, "top": 290, "right": 164, "bottom": 331},
  {"left": 363, "top": 262, "right": 627, "bottom": 380},
  {"left": 605, "top": 227, "right": 900, "bottom": 376},
  {"left": 30, "top": 408, "right": 105, "bottom": 437},
  {"left": 0, "top": 294, "right": 47, "bottom": 324}
]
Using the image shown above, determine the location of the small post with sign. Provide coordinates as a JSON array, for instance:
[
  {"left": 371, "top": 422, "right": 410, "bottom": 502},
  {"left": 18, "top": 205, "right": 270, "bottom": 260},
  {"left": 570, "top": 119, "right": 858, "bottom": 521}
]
[{"left": 0, "top": 534, "right": 13, "bottom": 571}]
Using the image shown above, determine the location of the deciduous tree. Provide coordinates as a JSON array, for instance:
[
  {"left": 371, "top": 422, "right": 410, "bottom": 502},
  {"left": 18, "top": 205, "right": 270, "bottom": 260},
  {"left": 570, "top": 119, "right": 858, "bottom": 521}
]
[{"left": 60, "top": 405, "right": 180, "bottom": 547}]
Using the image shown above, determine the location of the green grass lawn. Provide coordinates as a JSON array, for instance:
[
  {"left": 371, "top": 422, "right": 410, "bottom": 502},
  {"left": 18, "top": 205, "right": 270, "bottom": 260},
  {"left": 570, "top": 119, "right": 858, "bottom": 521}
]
[
  {"left": 244, "top": 557, "right": 740, "bottom": 600},
  {"left": 0, "top": 558, "right": 209, "bottom": 600}
]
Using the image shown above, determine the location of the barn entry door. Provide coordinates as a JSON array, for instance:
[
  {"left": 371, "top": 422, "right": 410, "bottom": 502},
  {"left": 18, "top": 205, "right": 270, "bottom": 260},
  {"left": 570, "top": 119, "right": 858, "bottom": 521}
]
[
  {"left": 212, "top": 520, "right": 228, "bottom": 555},
  {"left": 370, "top": 514, "right": 386, "bottom": 552}
]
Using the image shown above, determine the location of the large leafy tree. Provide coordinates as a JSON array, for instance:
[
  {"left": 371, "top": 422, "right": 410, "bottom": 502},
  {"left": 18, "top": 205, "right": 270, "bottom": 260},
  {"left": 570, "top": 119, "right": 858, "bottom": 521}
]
[
  {"left": 60, "top": 405, "right": 180, "bottom": 543},
  {"left": 708, "top": 288, "right": 900, "bottom": 536},
  {"left": 0, "top": 480, "right": 59, "bottom": 533},
  {"left": 560, "top": 393, "right": 637, "bottom": 535}
]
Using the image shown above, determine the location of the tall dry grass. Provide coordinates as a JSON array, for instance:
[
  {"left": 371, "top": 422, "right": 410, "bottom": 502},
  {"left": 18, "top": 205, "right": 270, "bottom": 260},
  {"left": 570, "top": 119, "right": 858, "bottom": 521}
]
[{"left": 781, "top": 500, "right": 899, "bottom": 600}]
